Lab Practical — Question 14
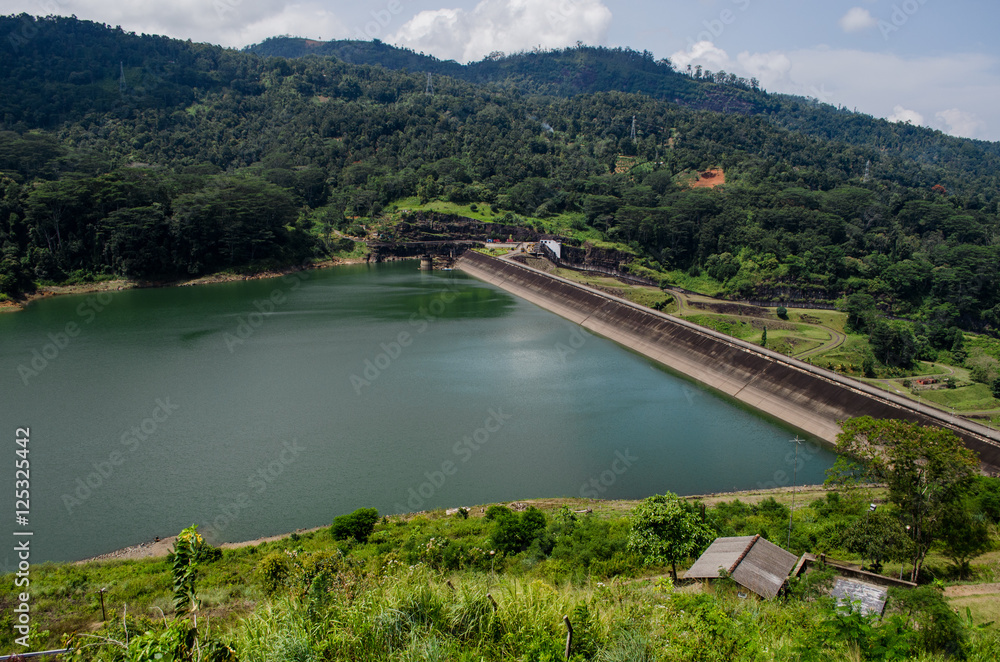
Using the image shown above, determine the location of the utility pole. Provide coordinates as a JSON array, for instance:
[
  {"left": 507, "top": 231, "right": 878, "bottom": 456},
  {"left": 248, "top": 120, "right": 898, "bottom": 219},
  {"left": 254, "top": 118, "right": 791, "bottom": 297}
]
[
  {"left": 786, "top": 436, "right": 803, "bottom": 548},
  {"left": 630, "top": 115, "right": 637, "bottom": 141},
  {"left": 425, "top": 72, "right": 433, "bottom": 96},
  {"left": 863, "top": 159, "right": 871, "bottom": 183}
]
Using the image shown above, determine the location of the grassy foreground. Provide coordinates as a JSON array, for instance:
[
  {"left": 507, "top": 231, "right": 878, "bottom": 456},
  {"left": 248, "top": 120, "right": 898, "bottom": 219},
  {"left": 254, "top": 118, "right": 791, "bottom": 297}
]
[{"left": 2, "top": 486, "right": 999, "bottom": 661}]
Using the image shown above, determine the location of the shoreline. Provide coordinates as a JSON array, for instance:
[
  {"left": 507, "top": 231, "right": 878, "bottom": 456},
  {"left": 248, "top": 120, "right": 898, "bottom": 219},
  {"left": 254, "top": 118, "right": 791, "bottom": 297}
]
[
  {"left": 76, "top": 485, "right": 833, "bottom": 564},
  {"left": 0, "top": 256, "right": 378, "bottom": 313}
]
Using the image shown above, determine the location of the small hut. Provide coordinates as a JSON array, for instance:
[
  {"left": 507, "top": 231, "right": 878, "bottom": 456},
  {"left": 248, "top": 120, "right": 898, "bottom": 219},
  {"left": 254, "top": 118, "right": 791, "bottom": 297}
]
[{"left": 684, "top": 535, "right": 798, "bottom": 599}]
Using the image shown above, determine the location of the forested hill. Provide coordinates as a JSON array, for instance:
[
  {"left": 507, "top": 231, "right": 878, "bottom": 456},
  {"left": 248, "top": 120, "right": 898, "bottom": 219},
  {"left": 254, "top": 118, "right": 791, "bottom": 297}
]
[
  {"left": 2, "top": 14, "right": 1000, "bottom": 352},
  {"left": 247, "top": 37, "right": 1000, "bottom": 170},
  {"left": 245, "top": 39, "right": 729, "bottom": 110}
]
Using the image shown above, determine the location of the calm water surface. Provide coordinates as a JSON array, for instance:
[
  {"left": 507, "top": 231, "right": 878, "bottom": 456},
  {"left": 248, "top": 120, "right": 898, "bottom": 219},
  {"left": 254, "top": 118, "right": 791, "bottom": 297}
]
[{"left": 0, "top": 261, "right": 834, "bottom": 562}]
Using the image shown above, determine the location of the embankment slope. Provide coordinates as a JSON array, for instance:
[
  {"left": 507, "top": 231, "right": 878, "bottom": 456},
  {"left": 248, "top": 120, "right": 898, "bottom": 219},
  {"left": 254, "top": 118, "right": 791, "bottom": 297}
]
[{"left": 457, "top": 251, "right": 1000, "bottom": 472}]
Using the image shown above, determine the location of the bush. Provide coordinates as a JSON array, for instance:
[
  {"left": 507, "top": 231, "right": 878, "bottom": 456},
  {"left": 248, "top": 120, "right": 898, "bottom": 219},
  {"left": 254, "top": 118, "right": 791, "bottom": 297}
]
[
  {"left": 777, "top": 305, "right": 788, "bottom": 319},
  {"left": 196, "top": 543, "right": 223, "bottom": 563},
  {"left": 257, "top": 552, "right": 290, "bottom": 594},
  {"left": 485, "top": 505, "right": 547, "bottom": 555},
  {"left": 889, "top": 586, "right": 968, "bottom": 657},
  {"left": 331, "top": 507, "right": 380, "bottom": 543}
]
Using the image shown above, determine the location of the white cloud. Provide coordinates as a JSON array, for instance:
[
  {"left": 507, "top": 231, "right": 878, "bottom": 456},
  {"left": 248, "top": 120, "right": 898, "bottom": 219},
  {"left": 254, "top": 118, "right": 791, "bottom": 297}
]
[
  {"left": 888, "top": 105, "right": 925, "bottom": 126},
  {"left": 935, "top": 109, "right": 985, "bottom": 139},
  {"left": 669, "top": 40, "right": 729, "bottom": 71},
  {"left": 662, "top": 43, "right": 716, "bottom": 81},
  {"left": 388, "top": 0, "right": 613, "bottom": 63},
  {"left": 839, "top": 8, "right": 877, "bottom": 33},
  {"left": 736, "top": 50, "right": 792, "bottom": 81},
  {"left": 669, "top": 42, "right": 999, "bottom": 140}
]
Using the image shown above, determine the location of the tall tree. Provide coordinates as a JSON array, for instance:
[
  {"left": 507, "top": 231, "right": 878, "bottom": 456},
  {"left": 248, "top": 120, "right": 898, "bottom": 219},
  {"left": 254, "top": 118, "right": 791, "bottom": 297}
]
[
  {"left": 938, "top": 500, "right": 993, "bottom": 579},
  {"left": 842, "top": 509, "right": 914, "bottom": 573},
  {"left": 628, "top": 492, "right": 714, "bottom": 580},
  {"left": 834, "top": 417, "right": 979, "bottom": 582}
]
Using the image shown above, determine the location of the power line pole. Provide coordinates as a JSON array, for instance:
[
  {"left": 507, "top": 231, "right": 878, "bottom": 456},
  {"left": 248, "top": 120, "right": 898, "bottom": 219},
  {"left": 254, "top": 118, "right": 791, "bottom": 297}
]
[
  {"left": 119, "top": 61, "right": 126, "bottom": 95},
  {"left": 786, "top": 436, "right": 803, "bottom": 548},
  {"left": 425, "top": 72, "right": 433, "bottom": 96},
  {"left": 630, "top": 115, "right": 636, "bottom": 141}
]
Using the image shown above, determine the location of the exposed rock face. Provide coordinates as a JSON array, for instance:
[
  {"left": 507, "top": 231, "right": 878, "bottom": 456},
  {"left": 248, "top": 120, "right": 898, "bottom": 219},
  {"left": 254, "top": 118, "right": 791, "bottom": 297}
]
[
  {"left": 559, "top": 244, "right": 635, "bottom": 270},
  {"left": 392, "top": 212, "right": 546, "bottom": 243}
]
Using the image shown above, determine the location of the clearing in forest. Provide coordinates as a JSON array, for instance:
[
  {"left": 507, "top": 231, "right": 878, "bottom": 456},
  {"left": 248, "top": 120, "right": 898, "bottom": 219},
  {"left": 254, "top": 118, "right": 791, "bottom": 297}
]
[{"left": 688, "top": 168, "right": 726, "bottom": 188}]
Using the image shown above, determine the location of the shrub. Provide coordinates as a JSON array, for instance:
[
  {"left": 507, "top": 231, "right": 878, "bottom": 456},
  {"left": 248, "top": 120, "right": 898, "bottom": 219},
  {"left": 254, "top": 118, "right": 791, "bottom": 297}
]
[
  {"left": 889, "top": 586, "right": 968, "bottom": 657},
  {"left": 486, "top": 506, "right": 547, "bottom": 555},
  {"left": 777, "top": 305, "right": 788, "bottom": 319},
  {"left": 257, "top": 552, "right": 290, "bottom": 594},
  {"left": 331, "top": 507, "right": 380, "bottom": 543}
]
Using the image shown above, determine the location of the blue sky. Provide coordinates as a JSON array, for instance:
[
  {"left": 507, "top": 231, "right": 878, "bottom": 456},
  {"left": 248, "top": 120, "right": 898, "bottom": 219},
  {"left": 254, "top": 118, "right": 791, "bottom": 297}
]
[{"left": 3, "top": 1, "right": 999, "bottom": 140}]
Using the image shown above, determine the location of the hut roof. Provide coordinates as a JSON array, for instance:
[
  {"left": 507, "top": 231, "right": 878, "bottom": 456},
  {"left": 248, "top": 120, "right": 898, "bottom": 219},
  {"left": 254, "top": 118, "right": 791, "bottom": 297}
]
[
  {"left": 830, "top": 578, "right": 888, "bottom": 616},
  {"left": 684, "top": 535, "right": 798, "bottom": 599}
]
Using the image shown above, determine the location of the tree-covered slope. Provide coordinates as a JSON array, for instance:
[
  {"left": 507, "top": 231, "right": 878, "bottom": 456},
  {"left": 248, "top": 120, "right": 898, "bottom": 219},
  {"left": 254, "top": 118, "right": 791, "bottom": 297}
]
[{"left": 246, "top": 37, "right": 1000, "bottom": 180}]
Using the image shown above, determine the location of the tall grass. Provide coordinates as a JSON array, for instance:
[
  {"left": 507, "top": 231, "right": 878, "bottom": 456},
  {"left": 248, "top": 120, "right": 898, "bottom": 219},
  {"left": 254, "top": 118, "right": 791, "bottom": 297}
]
[
  {"left": 229, "top": 565, "right": 875, "bottom": 662},
  {"left": 232, "top": 566, "right": 667, "bottom": 661}
]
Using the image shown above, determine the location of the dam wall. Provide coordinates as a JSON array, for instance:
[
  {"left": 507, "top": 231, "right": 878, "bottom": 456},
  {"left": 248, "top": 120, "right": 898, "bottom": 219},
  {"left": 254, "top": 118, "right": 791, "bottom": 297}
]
[{"left": 457, "top": 250, "right": 1000, "bottom": 473}]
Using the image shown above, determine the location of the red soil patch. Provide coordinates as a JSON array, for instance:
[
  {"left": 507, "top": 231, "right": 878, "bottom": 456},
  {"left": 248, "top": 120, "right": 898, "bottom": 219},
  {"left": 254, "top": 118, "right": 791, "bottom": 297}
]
[{"left": 689, "top": 168, "right": 726, "bottom": 189}]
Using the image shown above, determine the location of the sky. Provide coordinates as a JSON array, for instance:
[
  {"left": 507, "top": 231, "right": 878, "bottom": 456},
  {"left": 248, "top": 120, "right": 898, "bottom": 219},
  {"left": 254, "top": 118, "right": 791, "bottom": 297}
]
[{"left": 2, "top": 0, "right": 999, "bottom": 141}]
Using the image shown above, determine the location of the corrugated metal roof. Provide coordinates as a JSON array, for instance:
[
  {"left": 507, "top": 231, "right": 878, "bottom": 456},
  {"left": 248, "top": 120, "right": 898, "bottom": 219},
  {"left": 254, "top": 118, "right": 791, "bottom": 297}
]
[
  {"left": 732, "top": 537, "right": 798, "bottom": 599},
  {"left": 684, "top": 535, "right": 798, "bottom": 599},
  {"left": 685, "top": 536, "right": 756, "bottom": 579},
  {"left": 831, "top": 579, "right": 888, "bottom": 616}
]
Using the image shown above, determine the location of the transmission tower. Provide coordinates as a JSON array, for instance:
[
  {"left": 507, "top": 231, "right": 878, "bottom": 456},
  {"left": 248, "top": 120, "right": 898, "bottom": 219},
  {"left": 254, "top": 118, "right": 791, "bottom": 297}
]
[
  {"left": 425, "top": 73, "right": 434, "bottom": 96},
  {"left": 119, "top": 61, "right": 126, "bottom": 94},
  {"left": 863, "top": 159, "right": 871, "bottom": 183},
  {"left": 630, "top": 115, "right": 636, "bottom": 141}
]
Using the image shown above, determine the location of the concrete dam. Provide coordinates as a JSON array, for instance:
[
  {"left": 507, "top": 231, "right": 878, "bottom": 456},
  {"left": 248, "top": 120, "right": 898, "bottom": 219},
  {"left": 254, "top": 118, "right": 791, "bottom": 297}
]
[{"left": 457, "top": 250, "right": 1000, "bottom": 473}]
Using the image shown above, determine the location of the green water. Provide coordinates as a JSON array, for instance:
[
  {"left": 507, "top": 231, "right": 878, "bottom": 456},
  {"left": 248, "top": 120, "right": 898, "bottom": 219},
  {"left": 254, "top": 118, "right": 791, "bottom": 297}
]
[{"left": 0, "top": 261, "right": 833, "bottom": 562}]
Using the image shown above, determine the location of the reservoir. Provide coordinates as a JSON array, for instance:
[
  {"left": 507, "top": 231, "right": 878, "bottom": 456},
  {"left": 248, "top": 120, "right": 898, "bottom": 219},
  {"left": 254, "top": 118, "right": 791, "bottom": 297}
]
[{"left": 0, "top": 261, "right": 834, "bottom": 562}]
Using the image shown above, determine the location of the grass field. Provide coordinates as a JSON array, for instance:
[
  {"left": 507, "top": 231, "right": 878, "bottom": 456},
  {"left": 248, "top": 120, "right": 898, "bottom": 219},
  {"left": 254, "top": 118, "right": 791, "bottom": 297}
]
[
  {"left": 553, "top": 268, "right": 674, "bottom": 312},
  {"left": 919, "top": 383, "right": 1000, "bottom": 412},
  {"left": 659, "top": 269, "right": 726, "bottom": 296},
  {"left": 950, "top": 594, "right": 1000, "bottom": 629}
]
